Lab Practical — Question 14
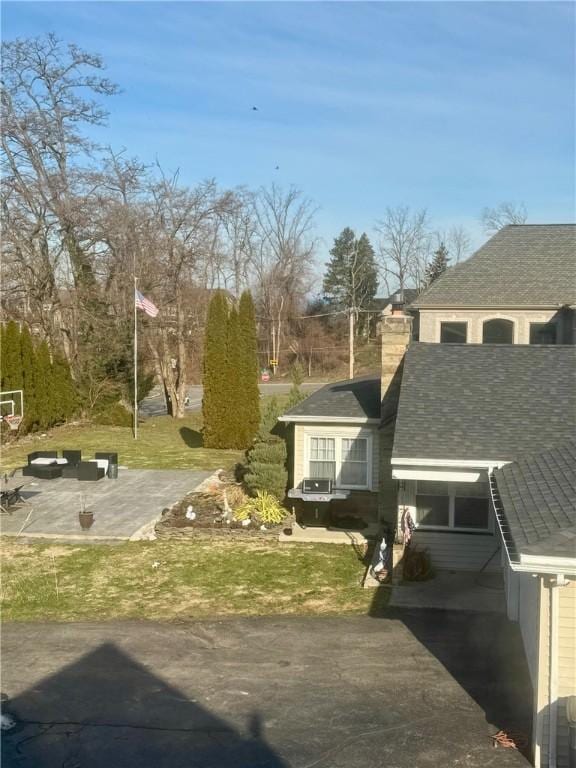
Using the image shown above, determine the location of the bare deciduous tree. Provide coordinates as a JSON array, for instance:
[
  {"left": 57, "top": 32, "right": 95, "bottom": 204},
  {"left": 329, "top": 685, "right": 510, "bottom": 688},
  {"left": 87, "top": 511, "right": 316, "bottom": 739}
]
[
  {"left": 374, "top": 206, "right": 431, "bottom": 293},
  {"left": 481, "top": 202, "right": 527, "bottom": 234},
  {"left": 249, "top": 184, "right": 317, "bottom": 373}
]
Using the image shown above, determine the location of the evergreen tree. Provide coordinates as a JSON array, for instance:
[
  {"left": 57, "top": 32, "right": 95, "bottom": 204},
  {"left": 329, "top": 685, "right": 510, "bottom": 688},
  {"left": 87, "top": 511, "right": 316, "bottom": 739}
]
[
  {"left": 1, "top": 321, "right": 23, "bottom": 392},
  {"left": 238, "top": 291, "right": 260, "bottom": 446},
  {"left": 52, "top": 352, "right": 77, "bottom": 422},
  {"left": 323, "top": 228, "right": 378, "bottom": 333},
  {"left": 35, "top": 340, "right": 54, "bottom": 429},
  {"left": 426, "top": 243, "right": 450, "bottom": 285},
  {"left": 19, "top": 326, "right": 38, "bottom": 430},
  {"left": 287, "top": 363, "right": 306, "bottom": 409},
  {"left": 225, "top": 306, "right": 245, "bottom": 449},
  {"left": 202, "top": 291, "right": 230, "bottom": 448}
]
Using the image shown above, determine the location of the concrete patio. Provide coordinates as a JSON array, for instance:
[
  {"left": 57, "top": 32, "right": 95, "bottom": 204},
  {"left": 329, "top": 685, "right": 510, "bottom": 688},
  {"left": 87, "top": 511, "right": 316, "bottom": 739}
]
[
  {"left": 389, "top": 570, "right": 506, "bottom": 613},
  {"left": 0, "top": 469, "right": 211, "bottom": 540}
]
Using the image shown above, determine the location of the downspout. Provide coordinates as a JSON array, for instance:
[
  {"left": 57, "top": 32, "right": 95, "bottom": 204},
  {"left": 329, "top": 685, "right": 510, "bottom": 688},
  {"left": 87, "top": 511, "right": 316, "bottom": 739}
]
[{"left": 549, "top": 574, "right": 568, "bottom": 768}]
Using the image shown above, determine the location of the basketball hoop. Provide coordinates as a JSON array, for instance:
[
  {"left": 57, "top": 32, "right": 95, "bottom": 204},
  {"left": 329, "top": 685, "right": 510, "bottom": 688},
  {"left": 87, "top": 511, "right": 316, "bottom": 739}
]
[{"left": 3, "top": 414, "right": 23, "bottom": 432}]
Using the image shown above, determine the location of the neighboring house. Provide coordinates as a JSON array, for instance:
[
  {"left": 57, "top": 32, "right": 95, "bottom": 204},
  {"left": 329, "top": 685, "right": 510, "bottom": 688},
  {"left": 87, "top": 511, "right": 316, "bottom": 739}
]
[
  {"left": 370, "top": 289, "right": 420, "bottom": 339},
  {"left": 491, "top": 441, "right": 576, "bottom": 768},
  {"left": 411, "top": 224, "right": 576, "bottom": 345}
]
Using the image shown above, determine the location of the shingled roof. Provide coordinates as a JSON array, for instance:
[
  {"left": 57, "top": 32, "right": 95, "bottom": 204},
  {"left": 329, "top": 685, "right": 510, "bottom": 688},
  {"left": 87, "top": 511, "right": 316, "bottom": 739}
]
[
  {"left": 392, "top": 344, "right": 576, "bottom": 462},
  {"left": 411, "top": 224, "right": 576, "bottom": 308},
  {"left": 280, "top": 375, "right": 380, "bottom": 421},
  {"left": 492, "top": 440, "right": 576, "bottom": 561}
]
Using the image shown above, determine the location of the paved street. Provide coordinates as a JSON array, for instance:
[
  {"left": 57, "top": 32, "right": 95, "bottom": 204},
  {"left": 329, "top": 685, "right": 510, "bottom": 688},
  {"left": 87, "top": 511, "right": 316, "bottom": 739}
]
[
  {"left": 141, "top": 382, "right": 323, "bottom": 416},
  {"left": 0, "top": 469, "right": 210, "bottom": 540},
  {"left": 2, "top": 612, "right": 531, "bottom": 767}
]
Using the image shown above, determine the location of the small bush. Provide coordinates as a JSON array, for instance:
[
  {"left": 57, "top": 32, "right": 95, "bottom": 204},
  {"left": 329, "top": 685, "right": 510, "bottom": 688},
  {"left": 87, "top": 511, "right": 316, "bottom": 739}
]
[
  {"left": 234, "top": 491, "right": 286, "bottom": 526},
  {"left": 92, "top": 402, "right": 133, "bottom": 427},
  {"left": 244, "top": 435, "right": 288, "bottom": 500}
]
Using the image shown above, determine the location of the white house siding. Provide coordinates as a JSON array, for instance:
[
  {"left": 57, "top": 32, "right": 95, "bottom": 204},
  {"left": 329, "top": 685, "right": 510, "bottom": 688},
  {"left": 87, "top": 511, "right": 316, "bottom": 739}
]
[
  {"left": 401, "top": 480, "right": 502, "bottom": 572},
  {"left": 535, "top": 577, "right": 576, "bottom": 768},
  {"left": 291, "top": 423, "right": 380, "bottom": 491},
  {"left": 418, "top": 308, "right": 565, "bottom": 344}
]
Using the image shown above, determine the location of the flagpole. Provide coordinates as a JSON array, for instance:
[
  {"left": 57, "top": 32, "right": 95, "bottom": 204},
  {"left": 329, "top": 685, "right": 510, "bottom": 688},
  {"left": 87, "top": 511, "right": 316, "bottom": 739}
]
[{"left": 134, "top": 273, "right": 138, "bottom": 440}]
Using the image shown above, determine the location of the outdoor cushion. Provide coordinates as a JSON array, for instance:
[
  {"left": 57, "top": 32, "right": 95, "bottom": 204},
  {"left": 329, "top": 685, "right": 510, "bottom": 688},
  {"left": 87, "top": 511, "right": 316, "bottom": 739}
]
[
  {"left": 27, "top": 451, "right": 58, "bottom": 464},
  {"left": 95, "top": 459, "right": 109, "bottom": 474},
  {"left": 30, "top": 457, "right": 58, "bottom": 466}
]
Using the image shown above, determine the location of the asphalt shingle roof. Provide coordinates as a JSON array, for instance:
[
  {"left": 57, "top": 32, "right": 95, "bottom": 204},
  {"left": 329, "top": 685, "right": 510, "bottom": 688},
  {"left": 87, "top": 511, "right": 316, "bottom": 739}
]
[
  {"left": 282, "top": 375, "right": 380, "bottom": 420},
  {"left": 492, "top": 440, "right": 576, "bottom": 560},
  {"left": 392, "top": 343, "right": 576, "bottom": 462},
  {"left": 411, "top": 225, "right": 576, "bottom": 308}
]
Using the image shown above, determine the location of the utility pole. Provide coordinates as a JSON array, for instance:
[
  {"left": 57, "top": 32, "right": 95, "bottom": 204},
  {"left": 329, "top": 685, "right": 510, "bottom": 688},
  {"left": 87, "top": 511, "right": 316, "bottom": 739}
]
[{"left": 349, "top": 308, "right": 354, "bottom": 379}]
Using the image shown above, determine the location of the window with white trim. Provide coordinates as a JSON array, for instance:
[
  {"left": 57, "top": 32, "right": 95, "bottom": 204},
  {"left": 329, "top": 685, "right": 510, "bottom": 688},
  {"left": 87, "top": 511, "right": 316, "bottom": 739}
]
[
  {"left": 415, "top": 481, "right": 490, "bottom": 531},
  {"left": 307, "top": 434, "right": 371, "bottom": 489},
  {"left": 309, "top": 437, "right": 336, "bottom": 482}
]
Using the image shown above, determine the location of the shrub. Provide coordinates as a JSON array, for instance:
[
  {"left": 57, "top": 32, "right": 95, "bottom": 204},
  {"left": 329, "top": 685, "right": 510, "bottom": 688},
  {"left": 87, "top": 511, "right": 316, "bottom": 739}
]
[
  {"left": 244, "top": 435, "right": 288, "bottom": 500},
  {"left": 234, "top": 491, "right": 286, "bottom": 526},
  {"left": 92, "top": 402, "right": 133, "bottom": 427}
]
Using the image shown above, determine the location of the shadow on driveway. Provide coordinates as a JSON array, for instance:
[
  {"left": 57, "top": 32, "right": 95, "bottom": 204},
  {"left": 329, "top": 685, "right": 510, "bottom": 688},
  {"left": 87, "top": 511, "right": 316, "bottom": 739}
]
[{"left": 2, "top": 642, "right": 286, "bottom": 768}]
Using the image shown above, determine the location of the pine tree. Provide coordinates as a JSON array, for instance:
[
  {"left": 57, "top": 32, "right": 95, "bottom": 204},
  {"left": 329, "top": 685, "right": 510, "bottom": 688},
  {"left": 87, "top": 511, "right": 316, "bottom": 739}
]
[
  {"left": 238, "top": 291, "right": 260, "bottom": 446},
  {"left": 35, "top": 340, "right": 54, "bottom": 429},
  {"left": 323, "top": 228, "right": 378, "bottom": 331},
  {"left": 1, "top": 321, "right": 23, "bottom": 393},
  {"left": 202, "top": 291, "right": 230, "bottom": 448},
  {"left": 19, "top": 326, "right": 37, "bottom": 430},
  {"left": 426, "top": 243, "right": 450, "bottom": 285}
]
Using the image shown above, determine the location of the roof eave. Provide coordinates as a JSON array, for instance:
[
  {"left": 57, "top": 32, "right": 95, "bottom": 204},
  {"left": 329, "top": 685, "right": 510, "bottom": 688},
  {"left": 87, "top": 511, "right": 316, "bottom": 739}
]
[{"left": 278, "top": 415, "right": 380, "bottom": 425}]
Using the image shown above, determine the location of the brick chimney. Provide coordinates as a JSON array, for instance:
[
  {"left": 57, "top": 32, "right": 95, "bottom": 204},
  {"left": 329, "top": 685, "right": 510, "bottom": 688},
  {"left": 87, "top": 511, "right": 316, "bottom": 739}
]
[{"left": 378, "top": 294, "right": 413, "bottom": 539}]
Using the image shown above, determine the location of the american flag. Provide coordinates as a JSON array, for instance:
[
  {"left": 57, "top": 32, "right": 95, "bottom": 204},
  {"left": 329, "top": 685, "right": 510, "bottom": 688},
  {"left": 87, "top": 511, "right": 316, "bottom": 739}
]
[{"left": 135, "top": 289, "right": 159, "bottom": 318}]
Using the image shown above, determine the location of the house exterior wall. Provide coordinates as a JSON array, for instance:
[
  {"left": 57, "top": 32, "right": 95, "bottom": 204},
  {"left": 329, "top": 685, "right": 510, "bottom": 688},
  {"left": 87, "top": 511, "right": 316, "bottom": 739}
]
[
  {"left": 290, "top": 422, "right": 380, "bottom": 527},
  {"left": 418, "top": 308, "right": 572, "bottom": 344},
  {"left": 400, "top": 480, "right": 502, "bottom": 572},
  {"left": 531, "top": 577, "right": 576, "bottom": 768}
]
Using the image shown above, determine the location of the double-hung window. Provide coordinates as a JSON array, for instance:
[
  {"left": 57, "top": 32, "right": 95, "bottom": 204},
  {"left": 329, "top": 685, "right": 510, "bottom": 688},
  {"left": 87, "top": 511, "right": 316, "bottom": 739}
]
[
  {"left": 309, "top": 437, "right": 336, "bottom": 482},
  {"left": 415, "top": 481, "right": 490, "bottom": 532},
  {"left": 307, "top": 434, "right": 371, "bottom": 489}
]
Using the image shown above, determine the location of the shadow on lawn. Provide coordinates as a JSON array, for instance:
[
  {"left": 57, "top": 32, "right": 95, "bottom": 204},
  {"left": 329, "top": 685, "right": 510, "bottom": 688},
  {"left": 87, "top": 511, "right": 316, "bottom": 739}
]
[
  {"left": 2, "top": 643, "right": 287, "bottom": 768},
  {"left": 179, "top": 427, "right": 204, "bottom": 448}
]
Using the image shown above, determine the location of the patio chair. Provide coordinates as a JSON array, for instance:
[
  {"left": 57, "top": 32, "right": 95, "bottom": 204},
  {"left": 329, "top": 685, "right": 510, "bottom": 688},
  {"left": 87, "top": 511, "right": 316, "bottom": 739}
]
[
  {"left": 78, "top": 462, "right": 105, "bottom": 482},
  {"left": 94, "top": 452, "right": 119, "bottom": 465},
  {"left": 61, "top": 451, "right": 82, "bottom": 479},
  {"left": 23, "top": 451, "right": 59, "bottom": 477}
]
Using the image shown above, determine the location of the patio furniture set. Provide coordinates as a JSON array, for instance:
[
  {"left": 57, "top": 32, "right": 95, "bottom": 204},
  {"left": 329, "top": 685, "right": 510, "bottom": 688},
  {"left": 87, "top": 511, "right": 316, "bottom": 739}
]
[{"left": 22, "top": 451, "right": 119, "bottom": 482}]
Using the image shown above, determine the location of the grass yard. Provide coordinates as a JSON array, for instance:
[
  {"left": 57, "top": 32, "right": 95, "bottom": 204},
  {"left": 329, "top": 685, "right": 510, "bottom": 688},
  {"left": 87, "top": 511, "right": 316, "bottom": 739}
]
[
  {"left": 0, "top": 413, "right": 244, "bottom": 472},
  {"left": 1, "top": 539, "right": 382, "bottom": 622}
]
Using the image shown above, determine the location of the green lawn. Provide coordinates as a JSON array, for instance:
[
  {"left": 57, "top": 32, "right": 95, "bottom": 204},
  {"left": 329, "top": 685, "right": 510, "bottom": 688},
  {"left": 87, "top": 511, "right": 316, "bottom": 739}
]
[
  {"left": 1, "top": 539, "right": 383, "bottom": 621},
  {"left": 0, "top": 413, "right": 244, "bottom": 472}
]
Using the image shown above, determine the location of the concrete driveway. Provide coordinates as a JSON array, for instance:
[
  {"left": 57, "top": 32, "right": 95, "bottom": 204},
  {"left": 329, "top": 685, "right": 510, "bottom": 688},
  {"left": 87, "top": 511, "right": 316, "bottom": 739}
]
[{"left": 2, "top": 612, "right": 531, "bottom": 767}]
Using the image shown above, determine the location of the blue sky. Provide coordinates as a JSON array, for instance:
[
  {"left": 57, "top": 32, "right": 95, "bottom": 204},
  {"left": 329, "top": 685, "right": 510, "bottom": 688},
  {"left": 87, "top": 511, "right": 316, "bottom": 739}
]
[{"left": 3, "top": 1, "right": 575, "bottom": 262}]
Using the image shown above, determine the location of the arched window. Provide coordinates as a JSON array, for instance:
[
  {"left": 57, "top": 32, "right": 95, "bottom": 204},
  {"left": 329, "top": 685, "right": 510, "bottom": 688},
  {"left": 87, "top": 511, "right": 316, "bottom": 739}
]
[{"left": 482, "top": 318, "right": 514, "bottom": 344}]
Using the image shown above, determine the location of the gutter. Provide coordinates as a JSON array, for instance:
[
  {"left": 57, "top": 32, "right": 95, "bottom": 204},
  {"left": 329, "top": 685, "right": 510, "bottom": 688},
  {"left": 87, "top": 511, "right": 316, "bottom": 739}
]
[{"left": 278, "top": 415, "right": 380, "bottom": 425}]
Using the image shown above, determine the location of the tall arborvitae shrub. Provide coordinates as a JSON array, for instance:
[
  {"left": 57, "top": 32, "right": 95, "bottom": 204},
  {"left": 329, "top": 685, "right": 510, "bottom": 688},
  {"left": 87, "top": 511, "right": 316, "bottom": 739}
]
[
  {"left": 202, "top": 291, "right": 230, "bottom": 448},
  {"left": 19, "top": 326, "right": 38, "bottom": 430},
  {"left": 238, "top": 291, "right": 260, "bottom": 446},
  {"left": 225, "top": 306, "right": 246, "bottom": 449},
  {"left": 1, "top": 321, "right": 23, "bottom": 393},
  {"left": 35, "top": 340, "right": 55, "bottom": 429}
]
